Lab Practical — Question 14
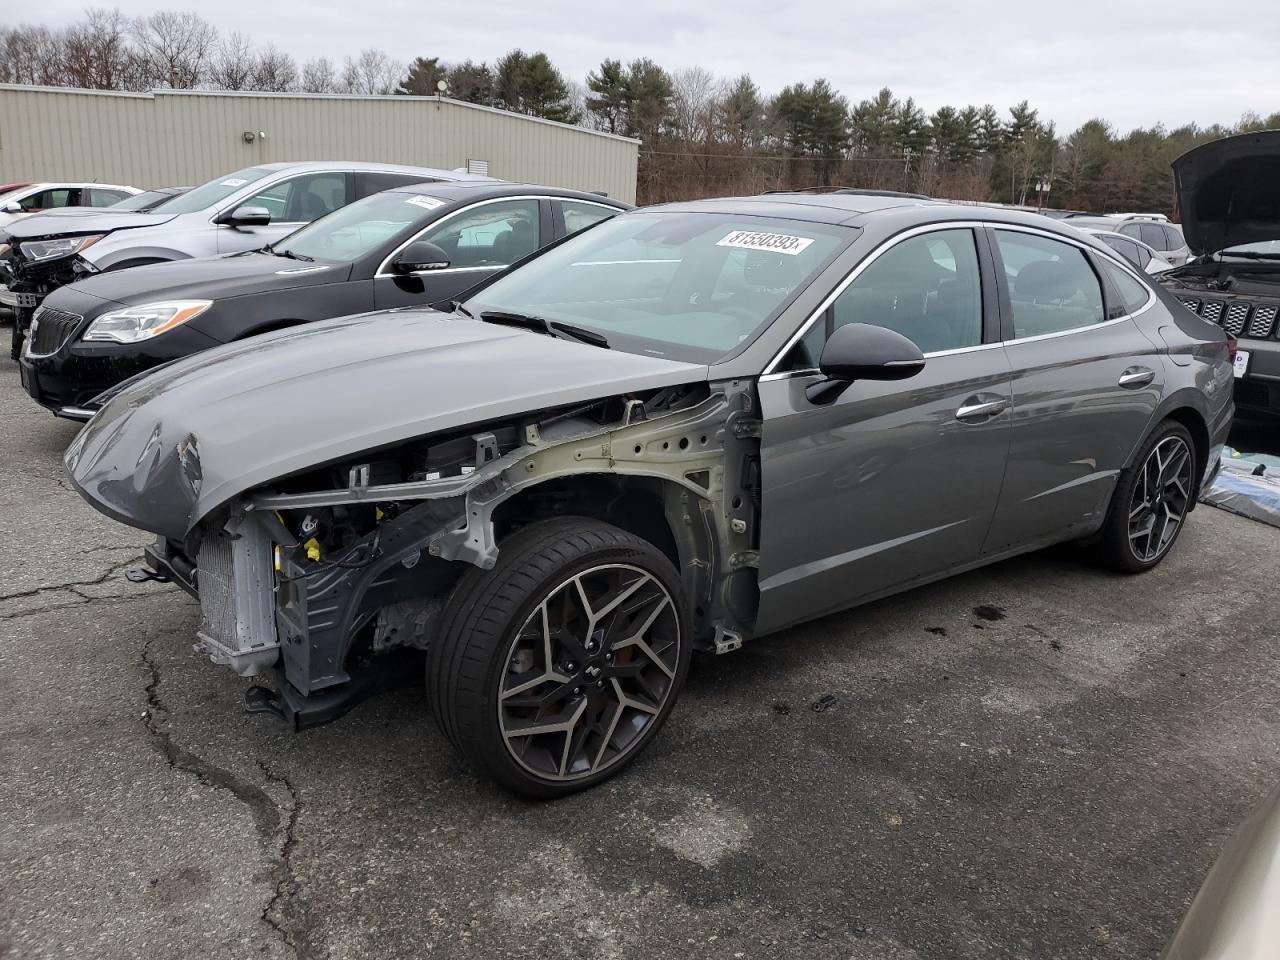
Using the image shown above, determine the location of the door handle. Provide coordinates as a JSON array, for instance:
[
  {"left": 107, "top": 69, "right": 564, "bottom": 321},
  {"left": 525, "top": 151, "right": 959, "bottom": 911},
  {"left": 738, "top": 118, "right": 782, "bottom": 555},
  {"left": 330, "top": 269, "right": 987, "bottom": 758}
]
[
  {"left": 1118, "top": 366, "right": 1155, "bottom": 388},
  {"left": 955, "top": 397, "right": 1008, "bottom": 422}
]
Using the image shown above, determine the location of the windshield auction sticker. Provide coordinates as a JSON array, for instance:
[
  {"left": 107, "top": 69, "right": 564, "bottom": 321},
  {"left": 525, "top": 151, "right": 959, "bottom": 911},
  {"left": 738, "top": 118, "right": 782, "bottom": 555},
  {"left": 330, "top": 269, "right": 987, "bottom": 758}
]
[
  {"left": 716, "top": 230, "right": 815, "bottom": 256},
  {"left": 220, "top": 178, "right": 248, "bottom": 187},
  {"left": 405, "top": 195, "right": 446, "bottom": 210}
]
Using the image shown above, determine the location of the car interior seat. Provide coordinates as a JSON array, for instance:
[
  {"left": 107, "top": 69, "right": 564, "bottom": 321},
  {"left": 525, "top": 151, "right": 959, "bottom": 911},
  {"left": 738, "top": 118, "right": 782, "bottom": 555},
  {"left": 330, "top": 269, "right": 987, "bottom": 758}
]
[{"left": 1011, "top": 259, "right": 1100, "bottom": 336}]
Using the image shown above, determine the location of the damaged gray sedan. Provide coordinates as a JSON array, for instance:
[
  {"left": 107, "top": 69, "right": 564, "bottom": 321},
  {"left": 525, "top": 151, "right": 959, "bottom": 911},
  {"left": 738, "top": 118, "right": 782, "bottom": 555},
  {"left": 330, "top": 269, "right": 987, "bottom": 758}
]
[{"left": 67, "top": 192, "right": 1234, "bottom": 796}]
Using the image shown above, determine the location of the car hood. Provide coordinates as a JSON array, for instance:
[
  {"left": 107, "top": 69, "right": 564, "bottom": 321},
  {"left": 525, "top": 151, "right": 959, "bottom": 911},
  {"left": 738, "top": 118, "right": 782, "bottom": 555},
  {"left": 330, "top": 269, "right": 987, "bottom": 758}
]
[
  {"left": 71, "top": 252, "right": 351, "bottom": 305},
  {"left": 65, "top": 309, "right": 709, "bottom": 540},
  {"left": 4, "top": 210, "right": 177, "bottom": 241},
  {"left": 1174, "top": 130, "right": 1280, "bottom": 256}
]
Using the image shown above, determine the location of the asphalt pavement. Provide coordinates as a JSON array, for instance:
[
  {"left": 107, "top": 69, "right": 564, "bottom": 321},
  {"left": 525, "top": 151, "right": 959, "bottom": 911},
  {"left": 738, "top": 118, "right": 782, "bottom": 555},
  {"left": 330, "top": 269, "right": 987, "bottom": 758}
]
[{"left": 2, "top": 324, "right": 1279, "bottom": 960}]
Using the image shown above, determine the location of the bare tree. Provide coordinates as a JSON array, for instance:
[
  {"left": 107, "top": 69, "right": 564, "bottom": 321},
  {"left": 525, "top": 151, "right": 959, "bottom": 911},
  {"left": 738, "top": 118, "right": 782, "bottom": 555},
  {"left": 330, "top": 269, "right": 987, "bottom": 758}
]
[
  {"left": 0, "top": 26, "right": 67, "bottom": 86},
  {"left": 131, "top": 11, "right": 217, "bottom": 89},
  {"left": 340, "top": 48, "right": 401, "bottom": 95},
  {"left": 299, "top": 56, "right": 337, "bottom": 93},
  {"left": 209, "top": 31, "right": 254, "bottom": 90},
  {"left": 669, "top": 66, "right": 720, "bottom": 143},
  {"left": 62, "top": 9, "right": 140, "bottom": 90},
  {"left": 252, "top": 44, "right": 297, "bottom": 92}
]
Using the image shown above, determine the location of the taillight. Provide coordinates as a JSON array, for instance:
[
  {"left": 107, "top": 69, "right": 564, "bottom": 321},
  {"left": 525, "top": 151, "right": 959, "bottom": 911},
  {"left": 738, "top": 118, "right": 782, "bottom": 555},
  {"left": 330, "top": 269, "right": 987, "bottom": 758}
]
[{"left": 1226, "top": 334, "right": 1238, "bottom": 363}]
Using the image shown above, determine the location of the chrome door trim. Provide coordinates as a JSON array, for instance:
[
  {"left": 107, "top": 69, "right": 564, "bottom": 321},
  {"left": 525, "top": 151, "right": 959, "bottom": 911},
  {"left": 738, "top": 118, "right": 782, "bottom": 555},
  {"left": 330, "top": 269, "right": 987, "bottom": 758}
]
[{"left": 375, "top": 194, "right": 547, "bottom": 279}]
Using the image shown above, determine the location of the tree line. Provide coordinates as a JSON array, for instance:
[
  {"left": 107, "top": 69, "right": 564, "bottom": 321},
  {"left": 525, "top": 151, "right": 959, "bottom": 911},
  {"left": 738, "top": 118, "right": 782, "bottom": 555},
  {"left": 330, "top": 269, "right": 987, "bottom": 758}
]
[{"left": 3, "top": 9, "right": 1276, "bottom": 211}]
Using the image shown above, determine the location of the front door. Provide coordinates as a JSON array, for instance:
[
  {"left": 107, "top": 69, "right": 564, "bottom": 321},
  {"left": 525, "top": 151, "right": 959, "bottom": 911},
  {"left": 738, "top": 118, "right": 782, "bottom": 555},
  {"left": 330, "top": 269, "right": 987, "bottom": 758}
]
[
  {"left": 217, "top": 172, "right": 352, "bottom": 253},
  {"left": 756, "top": 226, "right": 1013, "bottom": 635},
  {"left": 373, "top": 197, "right": 545, "bottom": 310}
]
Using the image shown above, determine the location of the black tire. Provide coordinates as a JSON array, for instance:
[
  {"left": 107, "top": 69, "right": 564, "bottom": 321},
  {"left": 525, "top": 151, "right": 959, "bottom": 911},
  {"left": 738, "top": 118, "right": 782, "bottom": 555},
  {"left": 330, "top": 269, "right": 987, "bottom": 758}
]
[
  {"left": 1095, "top": 419, "right": 1197, "bottom": 574},
  {"left": 428, "top": 517, "right": 691, "bottom": 798}
]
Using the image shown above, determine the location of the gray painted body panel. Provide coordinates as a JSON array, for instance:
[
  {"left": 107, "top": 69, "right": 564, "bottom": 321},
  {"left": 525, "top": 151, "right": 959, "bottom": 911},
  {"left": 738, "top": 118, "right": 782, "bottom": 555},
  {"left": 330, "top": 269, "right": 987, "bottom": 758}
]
[
  {"left": 64, "top": 197, "right": 1234, "bottom": 663},
  {"left": 66, "top": 309, "right": 706, "bottom": 540},
  {"left": 755, "top": 347, "right": 1013, "bottom": 635},
  {"left": 983, "top": 318, "right": 1167, "bottom": 551}
]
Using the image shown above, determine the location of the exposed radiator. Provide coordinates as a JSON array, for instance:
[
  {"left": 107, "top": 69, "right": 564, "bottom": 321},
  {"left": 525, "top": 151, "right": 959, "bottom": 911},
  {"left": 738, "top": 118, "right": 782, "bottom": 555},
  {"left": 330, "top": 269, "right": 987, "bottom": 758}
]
[{"left": 195, "top": 523, "right": 279, "bottom": 676}]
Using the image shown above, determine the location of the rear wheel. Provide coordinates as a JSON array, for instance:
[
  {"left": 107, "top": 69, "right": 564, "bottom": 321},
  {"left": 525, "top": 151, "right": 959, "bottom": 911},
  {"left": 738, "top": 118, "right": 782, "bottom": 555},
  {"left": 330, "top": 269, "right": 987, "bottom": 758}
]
[
  {"left": 429, "top": 518, "right": 690, "bottom": 798},
  {"left": 1096, "top": 420, "right": 1196, "bottom": 573}
]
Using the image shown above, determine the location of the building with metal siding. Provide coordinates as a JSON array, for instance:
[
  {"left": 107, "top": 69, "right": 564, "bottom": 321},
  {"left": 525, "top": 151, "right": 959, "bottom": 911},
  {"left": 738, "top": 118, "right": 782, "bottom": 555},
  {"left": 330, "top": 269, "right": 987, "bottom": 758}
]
[{"left": 0, "top": 85, "right": 639, "bottom": 202}]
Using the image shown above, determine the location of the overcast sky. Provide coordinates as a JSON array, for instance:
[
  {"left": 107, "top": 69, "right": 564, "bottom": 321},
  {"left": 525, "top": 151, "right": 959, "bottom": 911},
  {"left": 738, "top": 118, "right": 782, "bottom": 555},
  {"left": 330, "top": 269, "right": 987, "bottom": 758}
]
[{"left": 32, "top": 0, "right": 1280, "bottom": 133}]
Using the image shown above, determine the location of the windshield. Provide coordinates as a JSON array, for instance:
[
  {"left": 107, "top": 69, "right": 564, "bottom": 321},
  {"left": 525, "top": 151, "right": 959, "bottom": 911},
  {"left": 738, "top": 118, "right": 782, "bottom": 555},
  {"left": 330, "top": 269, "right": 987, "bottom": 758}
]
[
  {"left": 153, "top": 167, "right": 273, "bottom": 215},
  {"left": 110, "top": 191, "right": 165, "bottom": 211},
  {"left": 273, "top": 190, "right": 436, "bottom": 261},
  {"left": 465, "top": 211, "right": 851, "bottom": 362}
]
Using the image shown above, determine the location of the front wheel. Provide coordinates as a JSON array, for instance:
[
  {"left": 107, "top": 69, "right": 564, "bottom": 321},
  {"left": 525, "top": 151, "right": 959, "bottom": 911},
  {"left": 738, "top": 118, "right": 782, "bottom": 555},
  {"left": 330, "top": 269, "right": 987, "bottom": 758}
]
[
  {"left": 428, "top": 518, "right": 690, "bottom": 798},
  {"left": 1096, "top": 420, "right": 1197, "bottom": 573}
]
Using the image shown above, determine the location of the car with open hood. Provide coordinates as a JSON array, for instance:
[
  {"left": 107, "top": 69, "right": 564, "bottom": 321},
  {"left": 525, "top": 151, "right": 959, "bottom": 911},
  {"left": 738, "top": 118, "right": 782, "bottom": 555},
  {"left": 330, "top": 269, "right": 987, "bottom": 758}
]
[
  {"left": 66, "top": 191, "right": 1233, "bottom": 797},
  {"left": 1159, "top": 130, "right": 1280, "bottom": 419},
  {"left": 2, "top": 161, "right": 494, "bottom": 358},
  {"left": 18, "top": 183, "right": 627, "bottom": 420}
]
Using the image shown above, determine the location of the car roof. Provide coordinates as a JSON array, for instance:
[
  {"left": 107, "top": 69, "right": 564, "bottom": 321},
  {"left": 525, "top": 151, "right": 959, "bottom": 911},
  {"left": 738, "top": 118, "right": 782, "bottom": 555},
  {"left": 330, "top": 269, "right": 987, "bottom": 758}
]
[
  {"left": 251, "top": 160, "right": 496, "bottom": 181},
  {"left": 391, "top": 180, "right": 632, "bottom": 207},
  {"left": 642, "top": 192, "right": 937, "bottom": 225},
  {"left": 9, "top": 182, "right": 140, "bottom": 192},
  {"left": 635, "top": 192, "right": 1122, "bottom": 237}
]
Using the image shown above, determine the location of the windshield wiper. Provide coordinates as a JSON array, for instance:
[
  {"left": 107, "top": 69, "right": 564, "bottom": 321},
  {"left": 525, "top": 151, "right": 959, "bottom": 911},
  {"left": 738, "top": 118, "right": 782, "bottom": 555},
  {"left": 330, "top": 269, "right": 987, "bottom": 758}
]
[
  {"left": 477, "top": 310, "right": 609, "bottom": 349},
  {"left": 270, "top": 247, "right": 314, "bottom": 262}
]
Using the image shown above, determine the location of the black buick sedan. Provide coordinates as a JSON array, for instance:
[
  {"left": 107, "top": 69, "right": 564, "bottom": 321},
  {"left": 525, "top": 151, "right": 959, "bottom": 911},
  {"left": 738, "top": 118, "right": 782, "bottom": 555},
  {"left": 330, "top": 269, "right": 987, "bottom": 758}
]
[{"left": 19, "top": 182, "right": 628, "bottom": 419}]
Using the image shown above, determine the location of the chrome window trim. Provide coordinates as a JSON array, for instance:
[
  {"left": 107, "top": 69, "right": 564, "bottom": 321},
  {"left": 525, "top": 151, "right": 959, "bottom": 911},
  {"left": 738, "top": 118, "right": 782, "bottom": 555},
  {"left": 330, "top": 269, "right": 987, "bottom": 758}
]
[
  {"left": 991, "top": 223, "right": 1157, "bottom": 329},
  {"left": 760, "top": 219, "right": 1158, "bottom": 381},
  {"left": 374, "top": 194, "right": 546, "bottom": 279},
  {"left": 761, "top": 221, "right": 989, "bottom": 377}
]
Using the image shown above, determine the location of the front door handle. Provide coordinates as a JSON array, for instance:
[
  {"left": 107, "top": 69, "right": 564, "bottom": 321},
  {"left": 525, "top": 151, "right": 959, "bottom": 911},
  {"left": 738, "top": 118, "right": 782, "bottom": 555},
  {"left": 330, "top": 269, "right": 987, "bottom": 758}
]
[
  {"left": 1118, "top": 366, "right": 1155, "bottom": 389},
  {"left": 955, "top": 396, "right": 1009, "bottom": 423}
]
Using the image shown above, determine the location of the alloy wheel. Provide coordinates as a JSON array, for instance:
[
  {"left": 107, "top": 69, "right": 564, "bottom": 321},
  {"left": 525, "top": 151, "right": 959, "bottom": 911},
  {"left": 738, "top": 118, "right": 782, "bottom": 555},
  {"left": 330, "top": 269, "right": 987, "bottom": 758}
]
[
  {"left": 1127, "top": 436, "right": 1193, "bottom": 563},
  {"left": 497, "top": 563, "right": 681, "bottom": 782}
]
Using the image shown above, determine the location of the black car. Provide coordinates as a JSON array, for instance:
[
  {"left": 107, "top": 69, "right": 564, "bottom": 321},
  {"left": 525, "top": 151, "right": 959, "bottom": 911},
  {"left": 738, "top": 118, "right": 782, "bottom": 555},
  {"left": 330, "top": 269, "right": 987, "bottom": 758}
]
[
  {"left": 19, "top": 182, "right": 628, "bottom": 419},
  {"left": 1159, "top": 130, "right": 1280, "bottom": 419}
]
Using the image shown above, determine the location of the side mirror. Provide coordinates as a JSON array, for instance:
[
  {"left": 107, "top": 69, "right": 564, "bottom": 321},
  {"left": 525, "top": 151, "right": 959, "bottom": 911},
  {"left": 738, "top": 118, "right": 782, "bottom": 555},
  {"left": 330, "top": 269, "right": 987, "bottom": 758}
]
[
  {"left": 806, "top": 322, "right": 926, "bottom": 405},
  {"left": 215, "top": 205, "right": 272, "bottom": 228},
  {"left": 392, "top": 240, "right": 451, "bottom": 274},
  {"left": 2, "top": 201, "right": 22, "bottom": 214}
]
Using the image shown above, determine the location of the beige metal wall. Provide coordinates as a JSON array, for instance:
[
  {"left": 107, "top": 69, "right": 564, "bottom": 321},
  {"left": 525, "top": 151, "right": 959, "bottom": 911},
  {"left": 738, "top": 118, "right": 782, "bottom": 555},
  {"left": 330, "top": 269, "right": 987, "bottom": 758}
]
[{"left": 0, "top": 85, "right": 639, "bottom": 202}]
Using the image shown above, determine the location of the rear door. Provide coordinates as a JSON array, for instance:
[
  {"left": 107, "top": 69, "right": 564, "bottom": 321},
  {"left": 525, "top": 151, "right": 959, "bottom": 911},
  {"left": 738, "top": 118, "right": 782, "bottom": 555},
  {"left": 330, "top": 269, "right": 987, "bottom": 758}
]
[
  {"left": 755, "top": 225, "right": 1013, "bottom": 634},
  {"left": 373, "top": 196, "right": 548, "bottom": 310},
  {"left": 981, "top": 227, "right": 1165, "bottom": 553}
]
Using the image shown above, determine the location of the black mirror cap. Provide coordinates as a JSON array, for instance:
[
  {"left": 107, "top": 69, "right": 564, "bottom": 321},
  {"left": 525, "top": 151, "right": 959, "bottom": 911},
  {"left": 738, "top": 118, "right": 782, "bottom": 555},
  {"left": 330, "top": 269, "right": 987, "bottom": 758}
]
[
  {"left": 806, "top": 323, "right": 926, "bottom": 404},
  {"left": 216, "top": 205, "right": 272, "bottom": 227},
  {"left": 392, "top": 240, "right": 452, "bottom": 274},
  {"left": 819, "top": 322, "right": 926, "bottom": 382}
]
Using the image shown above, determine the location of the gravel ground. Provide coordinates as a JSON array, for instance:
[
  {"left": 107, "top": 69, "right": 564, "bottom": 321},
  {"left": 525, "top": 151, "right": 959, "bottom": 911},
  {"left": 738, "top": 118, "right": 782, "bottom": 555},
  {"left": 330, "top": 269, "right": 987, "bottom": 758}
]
[{"left": 1, "top": 330, "right": 1278, "bottom": 960}]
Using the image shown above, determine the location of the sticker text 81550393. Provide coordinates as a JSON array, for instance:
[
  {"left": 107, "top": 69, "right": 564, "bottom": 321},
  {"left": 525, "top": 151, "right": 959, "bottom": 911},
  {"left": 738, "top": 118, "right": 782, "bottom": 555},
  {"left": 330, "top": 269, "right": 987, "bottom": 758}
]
[{"left": 716, "top": 230, "right": 815, "bottom": 256}]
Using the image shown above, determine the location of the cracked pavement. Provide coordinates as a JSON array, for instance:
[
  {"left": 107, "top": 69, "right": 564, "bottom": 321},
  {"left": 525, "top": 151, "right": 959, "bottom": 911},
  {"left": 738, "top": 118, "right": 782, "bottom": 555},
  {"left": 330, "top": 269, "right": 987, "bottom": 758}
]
[{"left": 2, "top": 334, "right": 1280, "bottom": 959}]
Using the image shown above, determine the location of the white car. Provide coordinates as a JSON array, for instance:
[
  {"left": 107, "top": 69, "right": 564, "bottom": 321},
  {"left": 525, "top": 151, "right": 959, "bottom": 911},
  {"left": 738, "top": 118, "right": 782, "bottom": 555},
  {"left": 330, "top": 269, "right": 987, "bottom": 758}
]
[
  {"left": 0, "top": 182, "right": 142, "bottom": 229},
  {"left": 1083, "top": 229, "right": 1174, "bottom": 274}
]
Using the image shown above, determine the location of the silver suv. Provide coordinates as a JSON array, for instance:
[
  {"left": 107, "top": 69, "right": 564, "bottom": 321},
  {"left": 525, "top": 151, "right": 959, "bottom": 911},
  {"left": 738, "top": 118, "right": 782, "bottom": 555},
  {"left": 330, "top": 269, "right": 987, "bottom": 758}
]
[{"left": 2, "top": 161, "right": 493, "bottom": 356}]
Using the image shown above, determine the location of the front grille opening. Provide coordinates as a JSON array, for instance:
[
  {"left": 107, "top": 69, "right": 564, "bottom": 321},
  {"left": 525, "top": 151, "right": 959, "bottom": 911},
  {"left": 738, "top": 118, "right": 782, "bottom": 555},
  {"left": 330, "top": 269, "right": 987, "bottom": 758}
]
[{"left": 27, "top": 307, "right": 84, "bottom": 356}]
